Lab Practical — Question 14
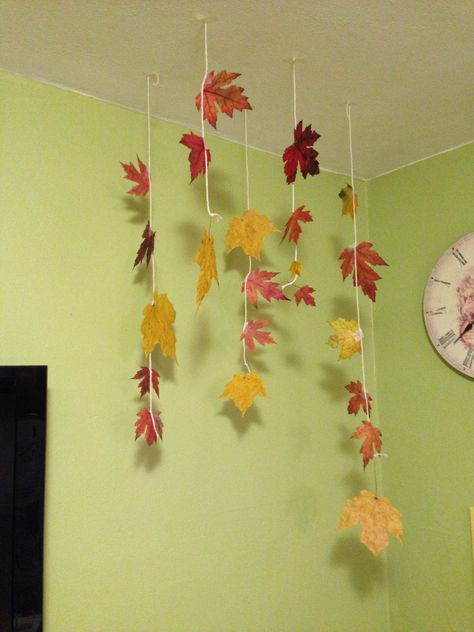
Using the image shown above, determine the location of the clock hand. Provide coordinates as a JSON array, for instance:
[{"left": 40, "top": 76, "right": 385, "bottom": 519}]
[{"left": 454, "top": 321, "right": 474, "bottom": 343}]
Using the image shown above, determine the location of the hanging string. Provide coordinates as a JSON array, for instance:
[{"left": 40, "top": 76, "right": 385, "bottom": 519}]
[
  {"left": 200, "top": 22, "right": 221, "bottom": 222},
  {"left": 282, "top": 59, "right": 299, "bottom": 291},
  {"left": 346, "top": 102, "right": 383, "bottom": 495},
  {"left": 146, "top": 72, "right": 159, "bottom": 437},
  {"left": 242, "top": 110, "right": 252, "bottom": 373}
]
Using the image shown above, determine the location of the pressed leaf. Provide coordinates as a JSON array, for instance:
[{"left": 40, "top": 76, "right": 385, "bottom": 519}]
[
  {"left": 352, "top": 421, "right": 383, "bottom": 468},
  {"left": 195, "top": 230, "right": 219, "bottom": 310},
  {"left": 135, "top": 408, "right": 163, "bottom": 444},
  {"left": 345, "top": 380, "right": 372, "bottom": 416},
  {"left": 240, "top": 320, "right": 276, "bottom": 352},
  {"left": 339, "top": 184, "right": 359, "bottom": 218},
  {"left": 338, "top": 490, "right": 403, "bottom": 556},
  {"left": 132, "top": 366, "right": 160, "bottom": 398},
  {"left": 328, "top": 318, "right": 361, "bottom": 360},
  {"left": 289, "top": 260, "right": 303, "bottom": 277},
  {"left": 221, "top": 371, "right": 267, "bottom": 415},
  {"left": 226, "top": 210, "right": 279, "bottom": 260},
  {"left": 141, "top": 290, "right": 177, "bottom": 358},
  {"left": 242, "top": 269, "right": 289, "bottom": 307},
  {"left": 134, "top": 220, "right": 155, "bottom": 268},
  {"left": 195, "top": 70, "right": 252, "bottom": 129},
  {"left": 180, "top": 132, "right": 211, "bottom": 181},
  {"left": 121, "top": 156, "right": 150, "bottom": 196},
  {"left": 281, "top": 205, "right": 313, "bottom": 243},
  {"left": 295, "top": 285, "right": 316, "bottom": 307},
  {"left": 339, "top": 242, "right": 388, "bottom": 302},
  {"left": 283, "top": 121, "right": 320, "bottom": 184}
]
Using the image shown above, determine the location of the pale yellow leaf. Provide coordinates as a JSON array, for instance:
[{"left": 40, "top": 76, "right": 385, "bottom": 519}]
[
  {"left": 328, "top": 318, "right": 361, "bottom": 359},
  {"left": 339, "top": 184, "right": 359, "bottom": 218},
  {"left": 221, "top": 371, "right": 267, "bottom": 415},
  {"left": 289, "top": 260, "right": 303, "bottom": 277},
  {"left": 226, "top": 210, "right": 279, "bottom": 260},
  {"left": 194, "top": 230, "right": 219, "bottom": 310},
  {"left": 141, "top": 290, "right": 177, "bottom": 358},
  {"left": 338, "top": 489, "right": 403, "bottom": 556}
]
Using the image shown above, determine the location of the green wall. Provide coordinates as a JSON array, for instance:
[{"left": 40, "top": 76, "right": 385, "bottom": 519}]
[
  {"left": 0, "top": 71, "right": 390, "bottom": 631},
  {"left": 370, "top": 143, "right": 474, "bottom": 632}
]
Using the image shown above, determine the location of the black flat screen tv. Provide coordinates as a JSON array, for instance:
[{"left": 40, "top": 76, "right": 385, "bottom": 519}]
[{"left": 0, "top": 366, "right": 47, "bottom": 632}]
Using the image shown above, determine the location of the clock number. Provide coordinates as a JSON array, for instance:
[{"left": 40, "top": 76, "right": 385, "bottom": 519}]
[
  {"left": 451, "top": 248, "right": 468, "bottom": 266},
  {"left": 463, "top": 349, "right": 474, "bottom": 370},
  {"left": 428, "top": 306, "right": 447, "bottom": 315},
  {"left": 438, "top": 329, "right": 456, "bottom": 348},
  {"left": 431, "top": 277, "right": 451, "bottom": 286}
]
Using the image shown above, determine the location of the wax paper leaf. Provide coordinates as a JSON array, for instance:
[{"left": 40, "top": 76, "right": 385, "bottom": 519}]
[
  {"left": 135, "top": 408, "right": 163, "bottom": 444},
  {"left": 339, "top": 184, "right": 359, "bottom": 217},
  {"left": 133, "top": 220, "right": 155, "bottom": 268},
  {"left": 242, "top": 269, "right": 289, "bottom": 307},
  {"left": 180, "top": 132, "right": 211, "bottom": 182},
  {"left": 240, "top": 320, "right": 276, "bottom": 352},
  {"left": 141, "top": 290, "right": 176, "bottom": 358},
  {"left": 352, "top": 421, "right": 383, "bottom": 469},
  {"left": 345, "top": 380, "right": 372, "bottom": 416},
  {"left": 221, "top": 371, "right": 267, "bottom": 415},
  {"left": 328, "top": 318, "right": 361, "bottom": 359},
  {"left": 289, "top": 260, "right": 303, "bottom": 277},
  {"left": 121, "top": 156, "right": 150, "bottom": 196},
  {"left": 338, "top": 489, "right": 403, "bottom": 556},
  {"left": 132, "top": 366, "right": 160, "bottom": 398},
  {"left": 226, "top": 210, "right": 279, "bottom": 259},
  {"left": 195, "top": 230, "right": 219, "bottom": 310},
  {"left": 295, "top": 285, "right": 316, "bottom": 307},
  {"left": 281, "top": 205, "right": 313, "bottom": 243},
  {"left": 195, "top": 70, "right": 252, "bottom": 129},
  {"left": 340, "top": 242, "right": 388, "bottom": 302},
  {"left": 283, "top": 121, "right": 320, "bottom": 184}
]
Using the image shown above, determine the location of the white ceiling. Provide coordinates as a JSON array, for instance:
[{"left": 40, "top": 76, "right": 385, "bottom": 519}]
[{"left": 1, "top": 0, "right": 473, "bottom": 178}]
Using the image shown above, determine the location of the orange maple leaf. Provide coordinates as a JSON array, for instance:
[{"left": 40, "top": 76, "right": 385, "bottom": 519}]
[
  {"left": 221, "top": 371, "right": 267, "bottom": 415},
  {"left": 338, "top": 490, "right": 403, "bottom": 556},
  {"left": 194, "top": 230, "right": 219, "bottom": 310},
  {"left": 195, "top": 70, "right": 252, "bottom": 129},
  {"left": 352, "top": 421, "right": 383, "bottom": 468},
  {"left": 226, "top": 210, "right": 279, "bottom": 260},
  {"left": 339, "top": 242, "right": 388, "bottom": 302},
  {"left": 345, "top": 380, "right": 372, "bottom": 416},
  {"left": 339, "top": 184, "right": 359, "bottom": 217},
  {"left": 121, "top": 156, "right": 150, "bottom": 196}
]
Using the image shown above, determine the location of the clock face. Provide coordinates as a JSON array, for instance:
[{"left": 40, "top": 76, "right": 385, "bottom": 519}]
[{"left": 423, "top": 231, "right": 474, "bottom": 378}]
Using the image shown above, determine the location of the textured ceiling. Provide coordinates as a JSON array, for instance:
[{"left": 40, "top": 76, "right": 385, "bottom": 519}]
[{"left": 1, "top": 0, "right": 473, "bottom": 178}]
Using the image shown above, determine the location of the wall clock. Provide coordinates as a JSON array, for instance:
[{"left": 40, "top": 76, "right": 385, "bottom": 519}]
[{"left": 423, "top": 231, "right": 474, "bottom": 377}]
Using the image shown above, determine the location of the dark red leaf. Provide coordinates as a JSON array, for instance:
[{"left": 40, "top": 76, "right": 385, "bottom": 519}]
[
  {"left": 281, "top": 206, "right": 314, "bottom": 244},
  {"left": 294, "top": 285, "right": 316, "bottom": 307},
  {"left": 352, "top": 421, "right": 382, "bottom": 468},
  {"left": 121, "top": 156, "right": 150, "bottom": 196},
  {"left": 282, "top": 121, "right": 320, "bottom": 184},
  {"left": 345, "top": 380, "right": 372, "bottom": 416},
  {"left": 135, "top": 408, "right": 163, "bottom": 444},
  {"left": 180, "top": 132, "right": 211, "bottom": 182},
  {"left": 133, "top": 221, "right": 155, "bottom": 268},
  {"left": 242, "top": 269, "right": 289, "bottom": 307},
  {"left": 132, "top": 366, "right": 160, "bottom": 398}
]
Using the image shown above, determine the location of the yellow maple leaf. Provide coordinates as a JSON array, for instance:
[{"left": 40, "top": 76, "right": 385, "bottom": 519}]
[
  {"left": 194, "top": 230, "right": 219, "bottom": 310},
  {"left": 289, "top": 260, "right": 303, "bottom": 277},
  {"left": 221, "top": 371, "right": 267, "bottom": 415},
  {"left": 226, "top": 210, "right": 279, "bottom": 260},
  {"left": 141, "top": 290, "right": 176, "bottom": 358},
  {"left": 338, "top": 489, "right": 403, "bottom": 556},
  {"left": 339, "top": 184, "right": 359, "bottom": 218},
  {"left": 328, "top": 318, "right": 361, "bottom": 359}
]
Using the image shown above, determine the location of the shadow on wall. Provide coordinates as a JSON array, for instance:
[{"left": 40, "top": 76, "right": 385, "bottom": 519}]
[
  {"left": 330, "top": 534, "right": 386, "bottom": 596},
  {"left": 134, "top": 438, "right": 163, "bottom": 473},
  {"left": 218, "top": 399, "right": 263, "bottom": 437}
]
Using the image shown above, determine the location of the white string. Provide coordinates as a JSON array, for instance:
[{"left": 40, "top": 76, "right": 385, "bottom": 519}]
[
  {"left": 242, "top": 110, "right": 252, "bottom": 373},
  {"left": 200, "top": 23, "right": 222, "bottom": 221},
  {"left": 346, "top": 102, "right": 381, "bottom": 493}
]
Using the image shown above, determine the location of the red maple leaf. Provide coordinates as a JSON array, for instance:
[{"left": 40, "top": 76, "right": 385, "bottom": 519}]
[
  {"left": 282, "top": 121, "right": 320, "bottom": 184},
  {"left": 345, "top": 380, "right": 372, "bottom": 416},
  {"left": 294, "top": 285, "right": 316, "bottom": 307},
  {"left": 281, "top": 206, "right": 313, "bottom": 243},
  {"left": 133, "top": 221, "right": 155, "bottom": 268},
  {"left": 195, "top": 70, "right": 252, "bottom": 129},
  {"left": 132, "top": 366, "right": 160, "bottom": 398},
  {"left": 121, "top": 156, "right": 150, "bottom": 196},
  {"left": 135, "top": 408, "right": 163, "bottom": 445},
  {"left": 352, "top": 421, "right": 383, "bottom": 468},
  {"left": 339, "top": 242, "right": 388, "bottom": 302},
  {"left": 240, "top": 320, "right": 276, "bottom": 352},
  {"left": 242, "top": 269, "right": 289, "bottom": 307},
  {"left": 179, "top": 132, "right": 211, "bottom": 182}
]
